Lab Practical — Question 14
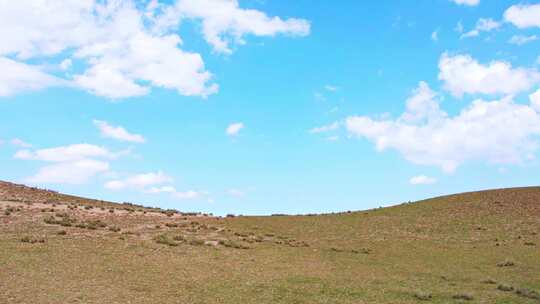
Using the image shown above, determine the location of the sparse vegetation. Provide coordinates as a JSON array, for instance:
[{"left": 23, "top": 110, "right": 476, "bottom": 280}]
[
  {"left": 20, "top": 236, "right": 45, "bottom": 244},
  {"left": 0, "top": 181, "right": 539, "bottom": 303},
  {"left": 497, "top": 260, "right": 515, "bottom": 267},
  {"left": 452, "top": 293, "right": 474, "bottom": 301},
  {"left": 414, "top": 292, "right": 432, "bottom": 301},
  {"left": 154, "top": 234, "right": 179, "bottom": 247},
  {"left": 497, "top": 284, "right": 514, "bottom": 292},
  {"left": 108, "top": 226, "right": 121, "bottom": 232},
  {"left": 515, "top": 288, "right": 540, "bottom": 300}
]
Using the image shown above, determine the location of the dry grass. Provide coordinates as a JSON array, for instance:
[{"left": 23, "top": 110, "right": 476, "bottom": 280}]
[{"left": 0, "top": 181, "right": 539, "bottom": 303}]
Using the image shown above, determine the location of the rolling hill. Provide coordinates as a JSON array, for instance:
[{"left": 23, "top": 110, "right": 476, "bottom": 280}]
[{"left": 0, "top": 180, "right": 538, "bottom": 303}]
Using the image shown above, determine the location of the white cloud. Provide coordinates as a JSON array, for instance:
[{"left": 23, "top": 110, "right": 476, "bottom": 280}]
[
  {"left": 146, "top": 185, "right": 205, "bottom": 200},
  {"left": 0, "top": 57, "right": 63, "bottom": 97},
  {"left": 409, "top": 175, "right": 437, "bottom": 185},
  {"left": 14, "top": 143, "right": 119, "bottom": 185},
  {"left": 14, "top": 144, "right": 114, "bottom": 162},
  {"left": 73, "top": 32, "right": 218, "bottom": 99},
  {"left": 0, "top": 0, "right": 308, "bottom": 98},
  {"left": 504, "top": 4, "right": 540, "bottom": 29},
  {"left": 431, "top": 30, "right": 439, "bottom": 41},
  {"left": 26, "top": 159, "right": 109, "bottom": 185},
  {"left": 106, "top": 172, "right": 205, "bottom": 200},
  {"left": 438, "top": 53, "right": 540, "bottom": 97},
  {"left": 455, "top": 21, "right": 464, "bottom": 33},
  {"left": 10, "top": 138, "right": 32, "bottom": 148},
  {"left": 531, "top": 89, "right": 540, "bottom": 112},
  {"left": 508, "top": 35, "right": 538, "bottom": 46},
  {"left": 145, "top": 186, "right": 177, "bottom": 194},
  {"left": 461, "top": 18, "right": 500, "bottom": 38},
  {"left": 93, "top": 120, "right": 145, "bottom": 143},
  {"left": 155, "top": 0, "right": 311, "bottom": 54},
  {"left": 346, "top": 82, "right": 540, "bottom": 173},
  {"left": 74, "top": 64, "right": 151, "bottom": 99},
  {"left": 226, "top": 122, "right": 244, "bottom": 136},
  {"left": 314, "top": 92, "right": 326, "bottom": 102},
  {"left": 173, "top": 190, "right": 202, "bottom": 200},
  {"left": 450, "top": 0, "right": 480, "bottom": 6},
  {"left": 59, "top": 59, "right": 72, "bottom": 71},
  {"left": 325, "top": 85, "right": 339, "bottom": 92},
  {"left": 228, "top": 188, "right": 245, "bottom": 197},
  {"left": 105, "top": 171, "right": 172, "bottom": 190},
  {"left": 309, "top": 122, "right": 340, "bottom": 134},
  {"left": 326, "top": 135, "right": 339, "bottom": 142}
]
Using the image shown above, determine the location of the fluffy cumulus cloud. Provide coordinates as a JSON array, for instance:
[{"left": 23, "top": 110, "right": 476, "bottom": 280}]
[
  {"left": 438, "top": 53, "right": 540, "bottom": 97},
  {"left": 409, "top": 175, "right": 437, "bottom": 185},
  {"left": 504, "top": 4, "right": 540, "bottom": 28},
  {"left": 0, "top": 57, "right": 63, "bottom": 97},
  {"left": 0, "top": 0, "right": 310, "bottom": 99},
  {"left": 155, "top": 0, "right": 311, "bottom": 54},
  {"left": 104, "top": 171, "right": 172, "bottom": 190},
  {"left": 531, "top": 89, "right": 540, "bottom": 111},
  {"left": 26, "top": 160, "right": 110, "bottom": 184},
  {"left": 345, "top": 82, "right": 540, "bottom": 173},
  {"left": 14, "top": 144, "right": 115, "bottom": 162},
  {"left": 450, "top": 0, "right": 480, "bottom": 6},
  {"left": 105, "top": 171, "right": 204, "bottom": 200},
  {"left": 226, "top": 122, "right": 244, "bottom": 136},
  {"left": 15, "top": 144, "right": 116, "bottom": 184},
  {"left": 461, "top": 18, "right": 500, "bottom": 38},
  {"left": 93, "top": 120, "right": 146, "bottom": 143}
]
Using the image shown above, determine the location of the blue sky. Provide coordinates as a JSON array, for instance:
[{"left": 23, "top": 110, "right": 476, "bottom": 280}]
[{"left": 1, "top": 0, "right": 540, "bottom": 215}]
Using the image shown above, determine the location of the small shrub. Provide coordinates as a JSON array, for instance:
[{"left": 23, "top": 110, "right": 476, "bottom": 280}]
[
  {"left": 165, "top": 223, "right": 178, "bottom": 228},
  {"left": 516, "top": 288, "right": 540, "bottom": 300},
  {"left": 189, "top": 239, "right": 205, "bottom": 246},
  {"left": 58, "top": 217, "right": 75, "bottom": 227},
  {"left": 497, "top": 260, "right": 515, "bottom": 267},
  {"left": 154, "top": 234, "right": 178, "bottom": 247},
  {"left": 44, "top": 216, "right": 57, "bottom": 224},
  {"left": 109, "top": 209, "right": 114, "bottom": 213},
  {"left": 57, "top": 230, "right": 67, "bottom": 235},
  {"left": 414, "top": 292, "right": 432, "bottom": 301},
  {"left": 452, "top": 293, "right": 474, "bottom": 301},
  {"left": 173, "top": 235, "right": 185, "bottom": 242},
  {"left": 482, "top": 279, "right": 497, "bottom": 284},
  {"left": 497, "top": 284, "right": 514, "bottom": 292},
  {"left": 219, "top": 240, "right": 249, "bottom": 249},
  {"left": 524, "top": 242, "right": 536, "bottom": 246},
  {"left": 20, "top": 236, "right": 45, "bottom": 244},
  {"left": 4, "top": 210, "right": 11, "bottom": 216},
  {"left": 109, "top": 226, "right": 121, "bottom": 232}
]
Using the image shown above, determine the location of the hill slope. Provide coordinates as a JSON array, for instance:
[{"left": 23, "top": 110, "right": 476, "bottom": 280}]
[{"left": 1, "top": 181, "right": 539, "bottom": 303}]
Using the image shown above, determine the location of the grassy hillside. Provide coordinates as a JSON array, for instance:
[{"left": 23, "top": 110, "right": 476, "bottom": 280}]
[{"left": 0, "top": 181, "right": 538, "bottom": 303}]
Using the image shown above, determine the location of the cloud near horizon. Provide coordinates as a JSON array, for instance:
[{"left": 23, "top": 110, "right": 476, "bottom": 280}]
[{"left": 14, "top": 144, "right": 117, "bottom": 184}]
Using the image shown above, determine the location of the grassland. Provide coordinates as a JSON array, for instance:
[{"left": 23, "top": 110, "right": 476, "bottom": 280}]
[{"left": 0, "top": 181, "right": 538, "bottom": 303}]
